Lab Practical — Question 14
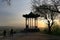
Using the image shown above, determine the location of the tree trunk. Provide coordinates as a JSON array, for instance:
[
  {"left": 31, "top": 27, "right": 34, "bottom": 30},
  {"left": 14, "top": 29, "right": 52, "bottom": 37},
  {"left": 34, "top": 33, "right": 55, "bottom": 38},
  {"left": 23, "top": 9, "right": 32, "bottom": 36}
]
[
  {"left": 48, "top": 20, "right": 51, "bottom": 33},
  {"left": 48, "top": 20, "right": 54, "bottom": 33}
]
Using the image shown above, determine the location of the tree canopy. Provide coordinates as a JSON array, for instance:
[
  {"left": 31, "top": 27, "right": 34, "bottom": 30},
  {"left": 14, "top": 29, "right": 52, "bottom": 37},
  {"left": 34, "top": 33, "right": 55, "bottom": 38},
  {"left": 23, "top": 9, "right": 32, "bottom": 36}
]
[{"left": 31, "top": 0, "right": 60, "bottom": 32}]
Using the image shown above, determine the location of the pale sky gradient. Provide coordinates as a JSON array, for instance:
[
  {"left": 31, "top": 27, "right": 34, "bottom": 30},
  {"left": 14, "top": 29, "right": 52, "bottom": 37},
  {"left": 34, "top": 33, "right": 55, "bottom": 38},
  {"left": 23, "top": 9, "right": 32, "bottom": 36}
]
[
  {"left": 0, "top": 0, "right": 31, "bottom": 28},
  {"left": 0, "top": 0, "right": 60, "bottom": 28}
]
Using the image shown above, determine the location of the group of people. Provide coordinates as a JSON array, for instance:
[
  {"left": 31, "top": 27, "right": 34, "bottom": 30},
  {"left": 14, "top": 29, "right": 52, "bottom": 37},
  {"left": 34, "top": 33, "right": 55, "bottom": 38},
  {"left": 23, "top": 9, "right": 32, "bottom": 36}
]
[{"left": 3, "top": 29, "right": 14, "bottom": 37}]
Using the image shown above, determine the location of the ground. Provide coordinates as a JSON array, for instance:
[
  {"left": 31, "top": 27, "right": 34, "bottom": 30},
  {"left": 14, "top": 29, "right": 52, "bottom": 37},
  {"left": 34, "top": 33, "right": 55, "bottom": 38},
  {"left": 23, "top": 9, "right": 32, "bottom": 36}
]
[{"left": 0, "top": 32, "right": 60, "bottom": 40}]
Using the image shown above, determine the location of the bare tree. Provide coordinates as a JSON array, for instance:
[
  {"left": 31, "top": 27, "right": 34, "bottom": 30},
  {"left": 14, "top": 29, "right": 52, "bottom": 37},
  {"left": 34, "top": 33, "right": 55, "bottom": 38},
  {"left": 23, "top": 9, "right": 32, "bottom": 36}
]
[{"left": 31, "top": 0, "right": 60, "bottom": 32}]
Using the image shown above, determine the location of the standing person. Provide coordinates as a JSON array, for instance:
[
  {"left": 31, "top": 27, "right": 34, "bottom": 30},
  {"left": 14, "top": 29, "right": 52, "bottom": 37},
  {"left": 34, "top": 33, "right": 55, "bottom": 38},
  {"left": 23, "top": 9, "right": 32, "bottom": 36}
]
[
  {"left": 3, "top": 30, "right": 6, "bottom": 37},
  {"left": 10, "top": 29, "right": 13, "bottom": 36}
]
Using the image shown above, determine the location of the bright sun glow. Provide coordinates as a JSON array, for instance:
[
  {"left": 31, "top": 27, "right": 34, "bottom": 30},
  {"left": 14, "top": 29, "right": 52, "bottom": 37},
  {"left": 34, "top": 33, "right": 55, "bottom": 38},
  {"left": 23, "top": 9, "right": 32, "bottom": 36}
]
[
  {"left": 38, "top": 19, "right": 60, "bottom": 29},
  {"left": 38, "top": 20, "right": 48, "bottom": 29}
]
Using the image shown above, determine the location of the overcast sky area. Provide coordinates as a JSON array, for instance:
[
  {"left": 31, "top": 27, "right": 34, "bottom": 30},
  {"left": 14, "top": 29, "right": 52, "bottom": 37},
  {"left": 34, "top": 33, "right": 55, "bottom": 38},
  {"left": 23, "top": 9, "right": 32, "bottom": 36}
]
[{"left": 0, "top": 0, "right": 31, "bottom": 28}]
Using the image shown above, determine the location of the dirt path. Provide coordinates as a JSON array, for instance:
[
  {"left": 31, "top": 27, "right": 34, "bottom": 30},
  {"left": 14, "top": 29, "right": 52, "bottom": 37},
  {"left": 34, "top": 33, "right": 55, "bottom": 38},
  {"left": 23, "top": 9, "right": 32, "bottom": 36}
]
[{"left": 0, "top": 32, "right": 60, "bottom": 40}]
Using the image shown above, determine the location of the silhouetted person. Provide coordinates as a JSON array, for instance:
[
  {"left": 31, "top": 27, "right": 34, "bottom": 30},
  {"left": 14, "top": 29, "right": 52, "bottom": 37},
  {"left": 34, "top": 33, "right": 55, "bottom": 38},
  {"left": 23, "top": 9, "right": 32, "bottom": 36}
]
[
  {"left": 10, "top": 29, "right": 13, "bottom": 36},
  {"left": 26, "top": 25, "right": 29, "bottom": 29},
  {"left": 3, "top": 30, "right": 6, "bottom": 37}
]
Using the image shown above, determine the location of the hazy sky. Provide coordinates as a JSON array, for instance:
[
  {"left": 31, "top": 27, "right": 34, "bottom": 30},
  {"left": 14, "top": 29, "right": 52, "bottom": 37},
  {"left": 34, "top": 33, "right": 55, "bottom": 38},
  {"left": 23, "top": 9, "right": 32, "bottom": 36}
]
[
  {"left": 0, "top": 0, "right": 31, "bottom": 27},
  {"left": 0, "top": 0, "right": 60, "bottom": 29}
]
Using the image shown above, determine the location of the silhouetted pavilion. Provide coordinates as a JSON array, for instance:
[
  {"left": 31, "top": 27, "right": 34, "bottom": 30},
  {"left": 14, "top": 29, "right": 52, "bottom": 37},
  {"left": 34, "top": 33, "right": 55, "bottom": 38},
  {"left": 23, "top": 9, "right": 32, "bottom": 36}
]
[{"left": 23, "top": 12, "right": 40, "bottom": 32}]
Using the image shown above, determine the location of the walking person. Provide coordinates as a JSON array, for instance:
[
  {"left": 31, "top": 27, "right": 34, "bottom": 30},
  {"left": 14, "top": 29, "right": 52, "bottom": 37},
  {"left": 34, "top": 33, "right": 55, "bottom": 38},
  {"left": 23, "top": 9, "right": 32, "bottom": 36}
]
[
  {"left": 2, "top": 30, "right": 7, "bottom": 40},
  {"left": 10, "top": 29, "right": 13, "bottom": 36},
  {"left": 3, "top": 30, "right": 6, "bottom": 37}
]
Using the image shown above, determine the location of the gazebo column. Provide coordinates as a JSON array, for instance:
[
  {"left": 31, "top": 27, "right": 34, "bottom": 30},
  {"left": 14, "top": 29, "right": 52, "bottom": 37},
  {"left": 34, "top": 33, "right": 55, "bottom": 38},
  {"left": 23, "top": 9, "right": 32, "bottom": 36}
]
[
  {"left": 25, "top": 18, "right": 27, "bottom": 26},
  {"left": 30, "top": 18, "right": 33, "bottom": 28},
  {"left": 34, "top": 19, "right": 36, "bottom": 26},
  {"left": 32, "top": 18, "right": 33, "bottom": 28},
  {"left": 36, "top": 18, "right": 38, "bottom": 27},
  {"left": 33, "top": 18, "right": 34, "bottom": 27},
  {"left": 30, "top": 18, "right": 32, "bottom": 28},
  {"left": 28, "top": 18, "right": 30, "bottom": 28},
  {"left": 25, "top": 18, "right": 28, "bottom": 29},
  {"left": 35, "top": 18, "right": 37, "bottom": 28},
  {"left": 36, "top": 18, "right": 38, "bottom": 28}
]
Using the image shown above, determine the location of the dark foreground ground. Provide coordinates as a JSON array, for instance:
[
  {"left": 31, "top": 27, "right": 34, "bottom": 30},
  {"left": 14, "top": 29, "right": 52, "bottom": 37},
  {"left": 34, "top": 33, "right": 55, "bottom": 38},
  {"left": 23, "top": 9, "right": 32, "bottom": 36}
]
[{"left": 0, "top": 32, "right": 60, "bottom": 40}]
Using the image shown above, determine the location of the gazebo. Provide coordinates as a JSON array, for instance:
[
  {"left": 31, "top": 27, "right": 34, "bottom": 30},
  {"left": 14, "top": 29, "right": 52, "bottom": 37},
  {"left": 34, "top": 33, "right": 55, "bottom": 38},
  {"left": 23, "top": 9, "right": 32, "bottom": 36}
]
[{"left": 23, "top": 12, "right": 40, "bottom": 32}]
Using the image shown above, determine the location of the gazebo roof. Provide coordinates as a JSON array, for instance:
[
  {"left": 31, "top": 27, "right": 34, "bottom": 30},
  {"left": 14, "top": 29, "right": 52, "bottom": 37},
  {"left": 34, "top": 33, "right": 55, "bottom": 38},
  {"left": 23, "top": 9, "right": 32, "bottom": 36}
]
[{"left": 23, "top": 12, "right": 40, "bottom": 18}]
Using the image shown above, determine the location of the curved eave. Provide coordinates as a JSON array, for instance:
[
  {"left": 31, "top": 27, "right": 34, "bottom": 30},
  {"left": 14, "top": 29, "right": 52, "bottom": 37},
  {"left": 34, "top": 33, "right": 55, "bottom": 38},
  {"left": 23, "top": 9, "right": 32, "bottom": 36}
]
[{"left": 23, "top": 14, "right": 40, "bottom": 18}]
